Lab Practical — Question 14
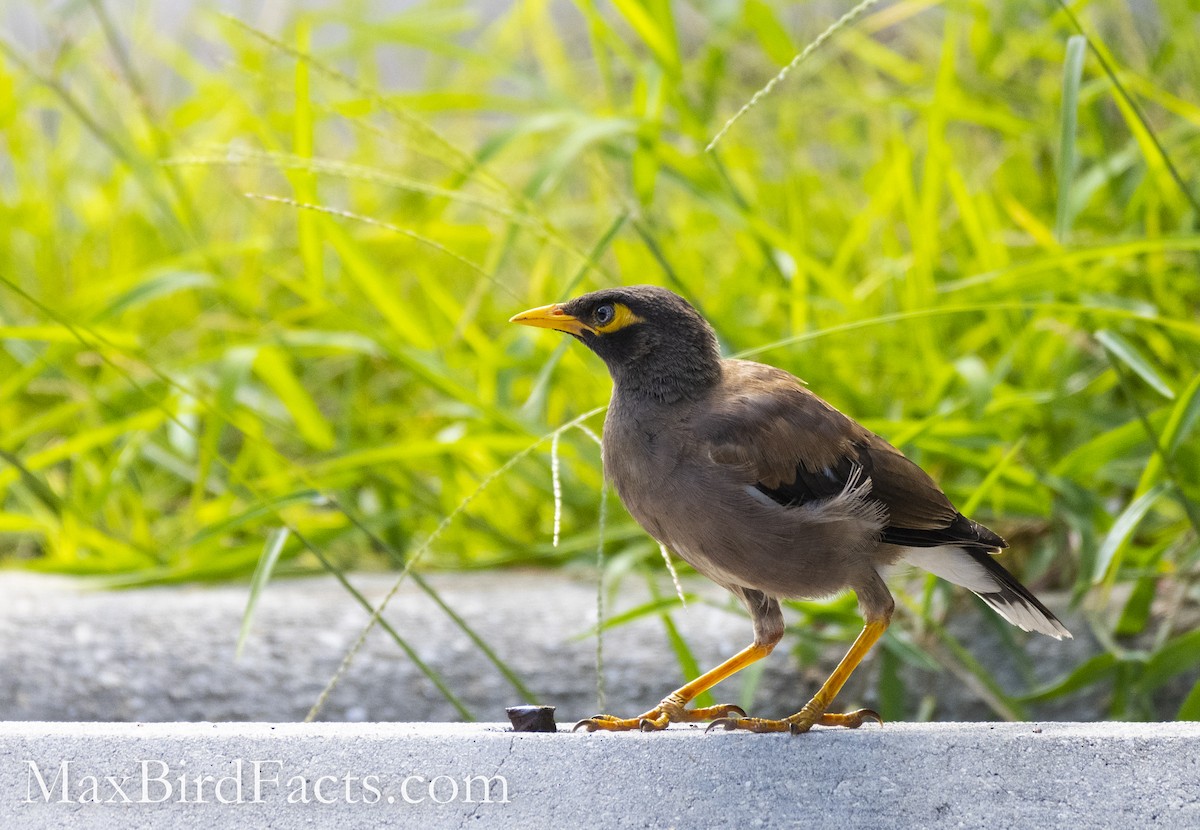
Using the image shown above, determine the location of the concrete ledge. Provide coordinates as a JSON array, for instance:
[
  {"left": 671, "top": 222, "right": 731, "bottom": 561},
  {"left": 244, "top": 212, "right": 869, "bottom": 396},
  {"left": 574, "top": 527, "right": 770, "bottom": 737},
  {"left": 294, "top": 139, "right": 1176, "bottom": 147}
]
[{"left": 2, "top": 722, "right": 1199, "bottom": 829}]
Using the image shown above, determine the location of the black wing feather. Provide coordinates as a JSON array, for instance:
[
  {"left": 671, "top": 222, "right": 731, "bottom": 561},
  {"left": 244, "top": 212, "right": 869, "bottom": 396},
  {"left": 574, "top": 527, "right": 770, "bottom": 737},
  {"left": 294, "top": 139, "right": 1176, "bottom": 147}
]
[
  {"left": 752, "top": 450, "right": 870, "bottom": 507},
  {"left": 881, "top": 512, "right": 1006, "bottom": 551},
  {"left": 753, "top": 444, "right": 1006, "bottom": 551}
]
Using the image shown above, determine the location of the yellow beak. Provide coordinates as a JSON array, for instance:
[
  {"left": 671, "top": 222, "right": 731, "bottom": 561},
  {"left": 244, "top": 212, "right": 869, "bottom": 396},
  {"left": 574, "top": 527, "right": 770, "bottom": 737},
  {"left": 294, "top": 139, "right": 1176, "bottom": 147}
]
[{"left": 509, "top": 303, "right": 595, "bottom": 336}]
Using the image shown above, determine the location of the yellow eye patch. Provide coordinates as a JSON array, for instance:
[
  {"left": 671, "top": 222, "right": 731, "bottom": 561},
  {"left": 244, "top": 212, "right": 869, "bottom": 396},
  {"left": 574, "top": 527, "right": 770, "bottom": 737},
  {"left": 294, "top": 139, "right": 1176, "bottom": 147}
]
[{"left": 594, "top": 303, "right": 644, "bottom": 333}]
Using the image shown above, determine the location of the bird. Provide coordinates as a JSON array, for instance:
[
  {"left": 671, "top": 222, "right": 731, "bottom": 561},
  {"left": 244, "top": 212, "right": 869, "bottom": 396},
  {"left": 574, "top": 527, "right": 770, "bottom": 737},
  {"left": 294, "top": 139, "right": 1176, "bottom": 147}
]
[{"left": 510, "top": 285, "right": 1071, "bottom": 734}]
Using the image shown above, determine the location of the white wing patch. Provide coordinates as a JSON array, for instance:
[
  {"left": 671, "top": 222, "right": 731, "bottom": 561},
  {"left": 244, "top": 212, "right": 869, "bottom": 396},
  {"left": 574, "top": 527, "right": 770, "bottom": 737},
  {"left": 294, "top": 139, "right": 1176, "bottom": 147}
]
[{"left": 899, "top": 546, "right": 998, "bottom": 593}]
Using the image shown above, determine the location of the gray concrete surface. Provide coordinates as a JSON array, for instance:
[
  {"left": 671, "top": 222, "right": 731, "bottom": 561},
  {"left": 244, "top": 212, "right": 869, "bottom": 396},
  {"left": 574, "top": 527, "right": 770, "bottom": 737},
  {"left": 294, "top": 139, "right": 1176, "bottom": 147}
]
[
  {"left": 0, "top": 572, "right": 1102, "bottom": 725},
  {"left": 2, "top": 721, "right": 1199, "bottom": 829}
]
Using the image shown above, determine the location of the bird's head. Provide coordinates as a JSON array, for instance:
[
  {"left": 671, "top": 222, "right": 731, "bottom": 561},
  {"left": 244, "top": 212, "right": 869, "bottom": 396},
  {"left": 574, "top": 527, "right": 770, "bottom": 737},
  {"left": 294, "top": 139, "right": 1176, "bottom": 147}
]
[{"left": 510, "top": 285, "right": 722, "bottom": 402}]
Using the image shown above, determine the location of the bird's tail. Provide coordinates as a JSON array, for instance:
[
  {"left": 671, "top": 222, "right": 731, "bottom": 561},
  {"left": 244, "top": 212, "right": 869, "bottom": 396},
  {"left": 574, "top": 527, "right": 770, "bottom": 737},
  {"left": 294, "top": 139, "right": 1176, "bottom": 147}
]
[{"left": 900, "top": 545, "right": 1072, "bottom": 640}]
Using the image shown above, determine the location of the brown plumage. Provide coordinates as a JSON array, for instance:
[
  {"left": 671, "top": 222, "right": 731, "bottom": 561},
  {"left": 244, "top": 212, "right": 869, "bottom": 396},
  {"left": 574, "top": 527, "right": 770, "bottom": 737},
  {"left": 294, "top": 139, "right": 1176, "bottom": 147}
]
[{"left": 512, "top": 285, "right": 1070, "bottom": 734}]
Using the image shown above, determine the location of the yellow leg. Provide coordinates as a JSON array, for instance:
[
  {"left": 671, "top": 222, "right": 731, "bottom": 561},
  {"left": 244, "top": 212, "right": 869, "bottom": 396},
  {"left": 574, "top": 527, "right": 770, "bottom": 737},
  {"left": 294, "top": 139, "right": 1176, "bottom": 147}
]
[
  {"left": 708, "top": 619, "right": 889, "bottom": 734},
  {"left": 573, "top": 641, "right": 773, "bottom": 732}
]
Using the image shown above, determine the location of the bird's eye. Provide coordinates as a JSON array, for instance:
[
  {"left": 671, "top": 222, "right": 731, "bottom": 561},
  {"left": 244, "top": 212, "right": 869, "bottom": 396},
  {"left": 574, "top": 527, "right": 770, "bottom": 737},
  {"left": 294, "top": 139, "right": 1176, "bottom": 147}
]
[{"left": 593, "top": 304, "right": 615, "bottom": 327}]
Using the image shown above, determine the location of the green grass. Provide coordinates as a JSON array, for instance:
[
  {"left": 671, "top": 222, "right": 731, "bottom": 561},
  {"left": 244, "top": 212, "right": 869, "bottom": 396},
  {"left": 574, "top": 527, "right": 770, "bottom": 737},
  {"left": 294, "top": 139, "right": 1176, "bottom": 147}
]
[{"left": 1, "top": 0, "right": 1198, "bottom": 722}]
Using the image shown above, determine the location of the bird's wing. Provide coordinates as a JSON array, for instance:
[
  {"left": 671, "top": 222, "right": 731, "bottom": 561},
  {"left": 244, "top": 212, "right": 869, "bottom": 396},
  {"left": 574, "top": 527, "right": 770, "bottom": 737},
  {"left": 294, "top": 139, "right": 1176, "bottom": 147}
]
[
  {"left": 696, "top": 361, "right": 1073, "bottom": 638},
  {"left": 698, "top": 361, "right": 1003, "bottom": 550}
]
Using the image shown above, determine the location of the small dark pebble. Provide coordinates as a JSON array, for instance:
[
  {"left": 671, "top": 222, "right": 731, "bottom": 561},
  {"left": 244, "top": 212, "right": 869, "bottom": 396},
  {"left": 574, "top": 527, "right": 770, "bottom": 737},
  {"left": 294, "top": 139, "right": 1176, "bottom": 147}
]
[{"left": 506, "top": 705, "right": 557, "bottom": 732}]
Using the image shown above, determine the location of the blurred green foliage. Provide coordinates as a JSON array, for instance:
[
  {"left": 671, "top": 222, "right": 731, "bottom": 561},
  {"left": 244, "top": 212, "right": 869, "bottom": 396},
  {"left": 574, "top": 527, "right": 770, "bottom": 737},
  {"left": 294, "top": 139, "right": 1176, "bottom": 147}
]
[{"left": 0, "top": 0, "right": 1198, "bottom": 721}]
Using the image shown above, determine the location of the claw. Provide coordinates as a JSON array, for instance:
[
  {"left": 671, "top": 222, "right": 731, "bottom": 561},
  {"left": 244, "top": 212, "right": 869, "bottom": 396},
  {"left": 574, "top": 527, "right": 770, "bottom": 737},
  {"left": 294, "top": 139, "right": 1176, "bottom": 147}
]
[
  {"left": 819, "top": 708, "right": 883, "bottom": 729},
  {"left": 572, "top": 714, "right": 621, "bottom": 732},
  {"left": 705, "top": 718, "right": 738, "bottom": 733}
]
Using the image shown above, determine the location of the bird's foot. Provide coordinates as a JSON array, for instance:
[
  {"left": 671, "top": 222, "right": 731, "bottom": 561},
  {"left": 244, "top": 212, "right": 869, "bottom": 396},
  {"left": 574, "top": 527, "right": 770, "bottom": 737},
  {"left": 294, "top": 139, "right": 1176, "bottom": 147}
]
[
  {"left": 705, "top": 703, "right": 881, "bottom": 734},
  {"left": 573, "top": 697, "right": 747, "bottom": 732}
]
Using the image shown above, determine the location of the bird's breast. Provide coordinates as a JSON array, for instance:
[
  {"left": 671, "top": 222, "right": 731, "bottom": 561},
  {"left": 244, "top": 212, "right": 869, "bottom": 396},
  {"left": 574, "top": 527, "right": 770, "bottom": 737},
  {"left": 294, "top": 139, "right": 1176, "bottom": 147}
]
[
  {"left": 602, "top": 416, "right": 674, "bottom": 488},
  {"left": 601, "top": 401, "right": 690, "bottom": 532}
]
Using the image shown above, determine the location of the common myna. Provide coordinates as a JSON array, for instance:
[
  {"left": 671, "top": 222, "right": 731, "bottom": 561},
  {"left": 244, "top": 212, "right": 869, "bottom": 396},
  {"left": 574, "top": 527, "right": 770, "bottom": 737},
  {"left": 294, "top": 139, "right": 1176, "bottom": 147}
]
[{"left": 511, "top": 285, "right": 1071, "bottom": 734}]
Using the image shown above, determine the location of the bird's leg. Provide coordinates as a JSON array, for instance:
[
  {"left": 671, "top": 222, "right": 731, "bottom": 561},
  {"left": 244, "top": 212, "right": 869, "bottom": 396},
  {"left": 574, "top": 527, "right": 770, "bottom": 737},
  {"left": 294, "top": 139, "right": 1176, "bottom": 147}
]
[
  {"left": 708, "top": 618, "right": 889, "bottom": 734},
  {"left": 573, "top": 640, "right": 774, "bottom": 732},
  {"left": 575, "top": 589, "right": 785, "bottom": 733}
]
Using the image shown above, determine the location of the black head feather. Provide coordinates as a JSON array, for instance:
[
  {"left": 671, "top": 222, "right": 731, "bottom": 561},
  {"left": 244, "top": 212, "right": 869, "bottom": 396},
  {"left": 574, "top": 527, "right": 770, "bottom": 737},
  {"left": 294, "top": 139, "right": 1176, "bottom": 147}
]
[{"left": 560, "top": 286, "right": 722, "bottom": 403}]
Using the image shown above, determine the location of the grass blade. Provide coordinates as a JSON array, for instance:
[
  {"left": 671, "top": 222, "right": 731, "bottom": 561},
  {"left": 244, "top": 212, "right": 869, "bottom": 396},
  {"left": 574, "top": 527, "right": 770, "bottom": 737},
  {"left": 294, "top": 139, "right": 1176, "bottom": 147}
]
[
  {"left": 252, "top": 346, "right": 336, "bottom": 451},
  {"left": 1163, "top": 374, "right": 1200, "bottom": 456},
  {"left": 610, "top": 0, "right": 680, "bottom": 76},
  {"left": 706, "top": 0, "right": 884, "bottom": 151},
  {"left": 1092, "top": 482, "right": 1170, "bottom": 584},
  {"left": 1056, "top": 35, "right": 1086, "bottom": 242},
  {"left": 237, "top": 527, "right": 289, "bottom": 659},
  {"left": 1134, "top": 372, "right": 1200, "bottom": 498},
  {"left": 0, "top": 448, "right": 63, "bottom": 516},
  {"left": 1018, "top": 653, "right": 1119, "bottom": 704},
  {"left": 96, "top": 271, "right": 217, "bottom": 320},
  {"left": 411, "top": 572, "right": 541, "bottom": 703},
  {"left": 1178, "top": 680, "right": 1200, "bottom": 721},
  {"left": 1096, "top": 329, "right": 1176, "bottom": 400},
  {"left": 1138, "top": 630, "right": 1200, "bottom": 695}
]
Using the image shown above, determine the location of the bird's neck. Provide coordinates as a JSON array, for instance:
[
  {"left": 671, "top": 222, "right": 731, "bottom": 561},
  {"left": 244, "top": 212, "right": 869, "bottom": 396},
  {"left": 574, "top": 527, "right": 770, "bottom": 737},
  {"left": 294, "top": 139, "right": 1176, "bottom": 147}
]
[{"left": 609, "top": 353, "right": 722, "bottom": 405}]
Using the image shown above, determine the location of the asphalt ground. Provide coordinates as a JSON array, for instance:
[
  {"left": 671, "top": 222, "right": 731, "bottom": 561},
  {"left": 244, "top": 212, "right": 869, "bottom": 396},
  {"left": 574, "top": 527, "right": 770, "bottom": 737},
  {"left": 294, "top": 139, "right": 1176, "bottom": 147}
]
[{"left": 0, "top": 572, "right": 1090, "bottom": 724}]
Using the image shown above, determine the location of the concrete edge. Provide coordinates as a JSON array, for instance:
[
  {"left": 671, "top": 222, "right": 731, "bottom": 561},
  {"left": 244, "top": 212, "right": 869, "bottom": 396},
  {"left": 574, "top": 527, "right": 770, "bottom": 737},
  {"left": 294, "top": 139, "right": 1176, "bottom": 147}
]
[{"left": 3, "top": 722, "right": 1199, "bottom": 829}]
